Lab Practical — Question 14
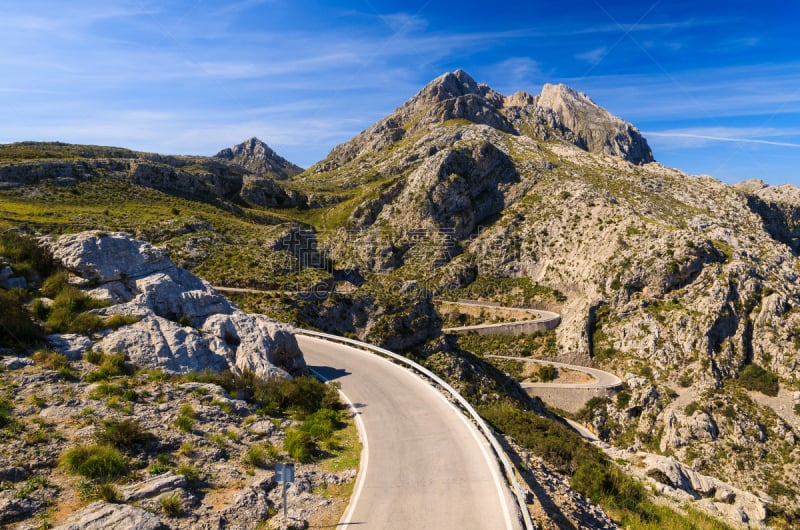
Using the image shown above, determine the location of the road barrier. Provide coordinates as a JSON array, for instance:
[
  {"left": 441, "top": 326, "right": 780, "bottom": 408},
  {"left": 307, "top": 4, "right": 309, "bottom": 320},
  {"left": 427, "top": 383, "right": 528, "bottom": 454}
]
[{"left": 296, "top": 329, "right": 534, "bottom": 530}]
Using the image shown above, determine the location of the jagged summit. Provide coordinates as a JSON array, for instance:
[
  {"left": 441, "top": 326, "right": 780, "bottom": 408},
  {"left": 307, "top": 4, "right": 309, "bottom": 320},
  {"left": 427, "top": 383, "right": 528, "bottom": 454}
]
[
  {"left": 214, "top": 137, "right": 303, "bottom": 179},
  {"left": 314, "top": 70, "right": 654, "bottom": 169},
  {"left": 533, "top": 83, "right": 654, "bottom": 164}
]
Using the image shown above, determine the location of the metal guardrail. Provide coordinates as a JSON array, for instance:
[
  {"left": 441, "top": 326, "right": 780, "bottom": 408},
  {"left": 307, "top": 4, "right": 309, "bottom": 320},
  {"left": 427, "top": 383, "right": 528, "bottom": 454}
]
[{"left": 296, "top": 329, "right": 534, "bottom": 530}]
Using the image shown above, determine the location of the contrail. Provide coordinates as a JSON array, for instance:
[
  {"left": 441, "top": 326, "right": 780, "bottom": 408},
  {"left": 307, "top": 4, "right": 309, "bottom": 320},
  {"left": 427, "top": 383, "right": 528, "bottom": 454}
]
[{"left": 645, "top": 131, "right": 800, "bottom": 148}]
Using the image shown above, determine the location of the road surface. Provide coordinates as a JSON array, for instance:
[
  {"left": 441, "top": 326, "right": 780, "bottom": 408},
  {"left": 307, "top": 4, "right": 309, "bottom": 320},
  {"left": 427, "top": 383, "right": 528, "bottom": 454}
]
[
  {"left": 487, "top": 355, "right": 622, "bottom": 391},
  {"left": 296, "top": 334, "right": 520, "bottom": 530}
]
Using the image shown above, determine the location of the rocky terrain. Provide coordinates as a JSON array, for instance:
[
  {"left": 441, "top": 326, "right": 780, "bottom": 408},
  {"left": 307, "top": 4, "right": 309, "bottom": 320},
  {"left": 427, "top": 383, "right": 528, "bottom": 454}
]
[
  {"left": 0, "top": 231, "right": 356, "bottom": 529},
  {"left": 2, "top": 68, "right": 800, "bottom": 527},
  {"left": 214, "top": 137, "right": 303, "bottom": 180},
  {"left": 0, "top": 139, "right": 304, "bottom": 208}
]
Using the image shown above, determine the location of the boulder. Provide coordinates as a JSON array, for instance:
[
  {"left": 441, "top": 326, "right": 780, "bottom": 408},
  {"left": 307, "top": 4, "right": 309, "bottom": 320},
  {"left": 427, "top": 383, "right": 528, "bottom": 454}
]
[
  {"left": 204, "top": 311, "right": 305, "bottom": 378},
  {"left": 49, "top": 232, "right": 172, "bottom": 282},
  {"left": 52, "top": 501, "right": 166, "bottom": 530},
  {"left": 99, "top": 316, "right": 229, "bottom": 374},
  {"left": 46, "top": 333, "right": 93, "bottom": 360}
]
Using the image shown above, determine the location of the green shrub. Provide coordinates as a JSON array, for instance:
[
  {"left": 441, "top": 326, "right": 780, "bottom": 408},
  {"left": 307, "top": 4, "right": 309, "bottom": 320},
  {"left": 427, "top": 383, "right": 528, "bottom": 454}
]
[
  {"left": 684, "top": 401, "right": 702, "bottom": 416},
  {"left": 243, "top": 444, "right": 268, "bottom": 468},
  {"left": 31, "top": 298, "right": 49, "bottom": 321},
  {"left": 40, "top": 271, "right": 69, "bottom": 298},
  {"left": 150, "top": 453, "right": 172, "bottom": 475},
  {"left": 84, "top": 349, "right": 104, "bottom": 365},
  {"left": 174, "top": 404, "right": 196, "bottom": 432},
  {"left": 300, "top": 408, "right": 340, "bottom": 440},
  {"left": 0, "top": 289, "right": 43, "bottom": 349},
  {"left": 96, "top": 418, "right": 153, "bottom": 451},
  {"left": 174, "top": 415, "right": 194, "bottom": 433},
  {"left": 284, "top": 428, "right": 316, "bottom": 463},
  {"left": 571, "top": 461, "right": 648, "bottom": 515},
  {"left": 0, "top": 232, "right": 54, "bottom": 278},
  {"left": 175, "top": 463, "right": 201, "bottom": 483},
  {"left": 538, "top": 364, "right": 556, "bottom": 382},
  {"left": 87, "top": 381, "right": 138, "bottom": 402},
  {"left": 575, "top": 397, "right": 609, "bottom": 424},
  {"left": 44, "top": 285, "right": 108, "bottom": 334},
  {"left": 60, "top": 444, "right": 128, "bottom": 480},
  {"left": 32, "top": 349, "right": 74, "bottom": 378},
  {"left": 738, "top": 364, "right": 779, "bottom": 396},
  {"left": 0, "top": 396, "right": 13, "bottom": 428},
  {"left": 104, "top": 313, "right": 138, "bottom": 329}
]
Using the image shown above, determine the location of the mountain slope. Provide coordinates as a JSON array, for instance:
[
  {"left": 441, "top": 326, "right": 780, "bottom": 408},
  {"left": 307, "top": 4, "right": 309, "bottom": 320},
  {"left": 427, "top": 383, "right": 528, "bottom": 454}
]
[
  {"left": 0, "top": 140, "right": 304, "bottom": 208},
  {"left": 214, "top": 137, "right": 303, "bottom": 179},
  {"left": 286, "top": 70, "right": 800, "bottom": 518}
]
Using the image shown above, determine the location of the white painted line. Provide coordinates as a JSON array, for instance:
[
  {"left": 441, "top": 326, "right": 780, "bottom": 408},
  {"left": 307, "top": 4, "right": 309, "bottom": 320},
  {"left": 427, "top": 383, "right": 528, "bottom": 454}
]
[
  {"left": 307, "top": 367, "right": 369, "bottom": 529},
  {"left": 427, "top": 377, "right": 516, "bottom": 530}
]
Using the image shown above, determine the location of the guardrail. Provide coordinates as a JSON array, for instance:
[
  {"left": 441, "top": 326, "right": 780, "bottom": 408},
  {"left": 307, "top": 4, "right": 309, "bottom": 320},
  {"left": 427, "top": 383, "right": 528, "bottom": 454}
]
[{"left": 296, "top": 329, "right": 534, "bottom": 530}]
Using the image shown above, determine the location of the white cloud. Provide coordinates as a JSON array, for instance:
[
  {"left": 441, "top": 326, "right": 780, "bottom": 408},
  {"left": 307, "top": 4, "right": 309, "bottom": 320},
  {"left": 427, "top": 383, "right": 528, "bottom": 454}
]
[{"left": 575, "top": 47, "right": 608, "bottom": 65}]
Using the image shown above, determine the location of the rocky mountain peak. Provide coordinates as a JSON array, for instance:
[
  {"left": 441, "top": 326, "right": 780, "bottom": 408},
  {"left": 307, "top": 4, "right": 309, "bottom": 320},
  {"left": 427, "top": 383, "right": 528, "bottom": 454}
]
[
  {"left": 533, "top": 83, "right": 654, "bottom": 164},
  {"left": 214, "top": 137, "right": 302, "bottom": 179}
]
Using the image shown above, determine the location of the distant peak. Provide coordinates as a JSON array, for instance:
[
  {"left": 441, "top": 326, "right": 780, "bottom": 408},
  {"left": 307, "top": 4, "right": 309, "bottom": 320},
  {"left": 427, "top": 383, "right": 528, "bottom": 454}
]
[{"left": 213, "top": 137, "right": 302, "bottom": 178}]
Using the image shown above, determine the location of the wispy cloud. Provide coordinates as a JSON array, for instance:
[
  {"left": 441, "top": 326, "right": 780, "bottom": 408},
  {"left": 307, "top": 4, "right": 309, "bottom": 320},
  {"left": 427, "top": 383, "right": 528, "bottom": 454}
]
[{"left": 575, "top": 47, "right": 608, "bottom": 65}]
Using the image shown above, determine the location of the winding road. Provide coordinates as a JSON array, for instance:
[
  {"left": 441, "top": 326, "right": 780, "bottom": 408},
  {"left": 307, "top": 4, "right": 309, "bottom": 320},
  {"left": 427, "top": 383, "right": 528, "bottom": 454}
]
[
  {"left": 296, "top": 334, "right": 523, "bottom": 530},
  {"left": 488, "top": 355, "right": 623, "bottom": 391}
]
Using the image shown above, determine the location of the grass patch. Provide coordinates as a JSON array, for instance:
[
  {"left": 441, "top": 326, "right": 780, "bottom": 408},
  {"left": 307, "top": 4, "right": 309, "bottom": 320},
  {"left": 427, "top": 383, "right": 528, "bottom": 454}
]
[
  {"left": 60, "top": 444, "right": 128, "bottom": 481},
  {"left": 96, "top": 418, "right": 153, "bottom": 451},
  {"left": 84, "top": 353, "right": 134, "bottom": 382}
]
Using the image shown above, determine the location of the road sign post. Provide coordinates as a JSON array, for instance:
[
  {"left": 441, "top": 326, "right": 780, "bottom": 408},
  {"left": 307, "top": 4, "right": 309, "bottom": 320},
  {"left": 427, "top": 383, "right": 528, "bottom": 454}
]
[{"left": 274, "top": 463, "right": 295, "bottom": 529}]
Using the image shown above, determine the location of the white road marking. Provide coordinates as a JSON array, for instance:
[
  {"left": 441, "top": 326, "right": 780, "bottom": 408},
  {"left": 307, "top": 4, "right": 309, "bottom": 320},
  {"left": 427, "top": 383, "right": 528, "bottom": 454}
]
[{"left": 307, "top": 366, "right": 369, "bottom": 529}]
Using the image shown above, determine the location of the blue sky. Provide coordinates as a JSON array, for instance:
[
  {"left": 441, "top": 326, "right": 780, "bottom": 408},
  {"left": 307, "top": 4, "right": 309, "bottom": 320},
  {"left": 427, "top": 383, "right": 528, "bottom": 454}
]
[{"left": 1, "top": 1, "right": 798, "bottom": 185}]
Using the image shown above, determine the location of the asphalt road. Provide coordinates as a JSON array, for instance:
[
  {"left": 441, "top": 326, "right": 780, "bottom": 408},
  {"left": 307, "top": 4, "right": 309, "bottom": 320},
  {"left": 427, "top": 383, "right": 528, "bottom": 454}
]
[
  {"left": 487, "top": 355, "right": 622, "bottom": 390},
  {"left": 296, "top": 334, "right": 520, "bottom": 530}
]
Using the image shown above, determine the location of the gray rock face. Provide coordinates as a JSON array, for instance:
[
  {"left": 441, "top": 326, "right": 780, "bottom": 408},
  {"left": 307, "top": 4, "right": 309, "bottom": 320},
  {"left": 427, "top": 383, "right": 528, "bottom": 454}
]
[
  {"left": 49, "top": 232, "right": 173, "bottom": 282},
  {"left": 204, "top": 312, "right": 305, "bottom": 378},
  {"left": 312, "top": 70, "right": 653, "bottom": 170},
  {"left": 52, "top": 501, "right": 166, "bottom": 530},
  {"left": 45, "top": 334, "right": 94, "bottom": 361},
  {"left": 642, "top": 454, "right": 768, "bottom": 526},
  {"left": 121, "top": 471, "right": 188, "bottom": 501},
  {"left": 48, "top": 231, "right": 305, "bottom": 378},
  {"left": 0, "top": 141, "right": 303, "bottom": 208},
  {"left": 532, "top": 84, "right": 654, "bottom": 164},
  {"left": 0, "top": 491, "right": 45, "bottom": 524},
  {"left": 382, "top": 140, "right": 519, "bottom": 240},
  {"left": 100, "top": 316, "right": 230, "bottom": 374},
  {"left": 214, "top": 137, "right": 303, "bottom": 179}
]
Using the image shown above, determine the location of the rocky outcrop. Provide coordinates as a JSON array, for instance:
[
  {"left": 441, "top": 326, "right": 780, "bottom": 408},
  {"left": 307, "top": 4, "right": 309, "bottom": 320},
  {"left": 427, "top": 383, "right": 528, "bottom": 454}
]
[
  {"left": 46, "top": 231, "right": 304, "bottom": 379},
  {"left": 642, "top": 454, "right": 769, "bottom": 527},
  {"left": 312, "top": 69, "right": 650, "bottom": 170},
  {"left": 214, "top": 137, "right": 303, "bottom": 179},
  {"left": 530, "top": 84, "right": 654, "bottom": 165},
  {"left": 53, "top": 501, "right": 166, "bottom": 530}
]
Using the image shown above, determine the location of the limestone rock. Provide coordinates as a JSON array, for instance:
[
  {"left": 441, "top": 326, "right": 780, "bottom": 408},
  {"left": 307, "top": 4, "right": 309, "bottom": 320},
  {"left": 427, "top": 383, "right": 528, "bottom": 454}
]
[
  {"left": 0, "top": 491, "right": 45, "bottom": 524},
  {"left": 49, "top": 231, "right": 172, "bottom": 282},
  {"left": 121, "top": 471, "right": 187, "bottom": 501},
  {"left": 203, "top": 311, "right": 305, "bottom": 378},
  {"left": 99, "top": 315, "right": 230, "bottom": 375},
  {"left": 0, "top": 356, "right": 35, "bottom": 370},
  {"left": 53, "top": 501, "right": 166, "bottom": 530},
  {"left": 214, "top": 137, "right": 303, "bottom": 179},
  {"left": 45, "top": 333, "right": 93, "bottom": 361},
  {"left": 533, "top": 83, "right": 654, "bottom": 164}
]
